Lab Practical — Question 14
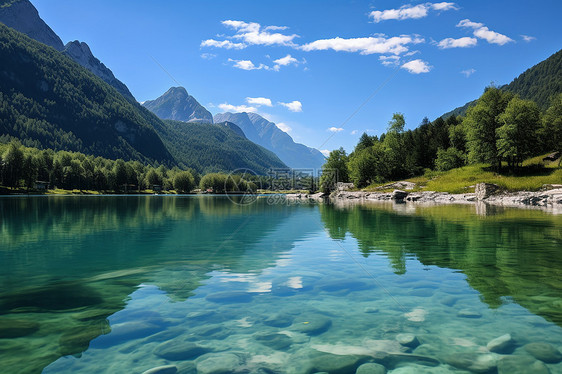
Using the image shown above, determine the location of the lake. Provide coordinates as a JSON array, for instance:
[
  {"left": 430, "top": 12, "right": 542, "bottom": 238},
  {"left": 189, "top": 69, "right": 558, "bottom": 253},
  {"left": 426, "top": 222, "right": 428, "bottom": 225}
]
[{"left": 0, "top": 196, "right": 561, "bottom": 374}]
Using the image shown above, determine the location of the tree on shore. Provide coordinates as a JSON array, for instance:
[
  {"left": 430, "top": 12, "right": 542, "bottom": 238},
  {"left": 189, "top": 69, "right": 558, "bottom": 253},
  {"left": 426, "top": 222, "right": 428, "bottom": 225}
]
[
  {"left": 173, "top": 171, "right": 195, "bottom": 193},
  {"left": 1, "top": 142, "right": 24, "bottom": 187},
  {"left": 465, "top": 87, "right": 513, "bottom": 170},
  {"left": 542, "top": 93, "right": 562, "bottom": 166},
  {"left": 319, "top": 147, "right": 349, "bottom": 193},
  {"left": 497, "top": 97, "right": 541, "bottom": 168}
]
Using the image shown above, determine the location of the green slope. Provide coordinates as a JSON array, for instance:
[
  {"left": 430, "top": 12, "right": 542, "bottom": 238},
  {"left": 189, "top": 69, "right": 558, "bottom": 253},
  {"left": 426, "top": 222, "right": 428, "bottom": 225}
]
[
  {"left": 442, "top": 49, "right": 562, "bottom": 118},
  {"left": 0, "top": 23, "right": 172, "bottom": 163},
  {"left": 155, "top": 120, "right": 288, "bottom": 174}
]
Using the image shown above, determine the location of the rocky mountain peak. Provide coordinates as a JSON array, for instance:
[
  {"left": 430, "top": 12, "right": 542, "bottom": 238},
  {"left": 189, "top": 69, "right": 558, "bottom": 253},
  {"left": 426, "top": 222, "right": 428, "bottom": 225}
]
[
  {"left": 142, "top": 87, "right": 214, "bottom": 124},
  {"left": 63, "top": 40, "right": 135, "bottom": 101},
  {"left": 0, "top": 0, "right": 64, "bottom": 51}
]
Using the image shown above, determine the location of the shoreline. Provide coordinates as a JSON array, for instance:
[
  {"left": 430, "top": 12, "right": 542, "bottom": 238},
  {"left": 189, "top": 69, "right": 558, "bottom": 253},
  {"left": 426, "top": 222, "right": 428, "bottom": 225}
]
[{"left": 286, "top": 184, "right": 562, "bottom": 214}]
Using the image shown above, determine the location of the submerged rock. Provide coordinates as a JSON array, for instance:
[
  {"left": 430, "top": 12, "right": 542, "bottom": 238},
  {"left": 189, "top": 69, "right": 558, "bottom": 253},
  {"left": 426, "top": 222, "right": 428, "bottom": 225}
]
[
  {"left": 524, "top": 342, "right": 562, "bottom": 363},
  {"left": 355, "top": 362, "right": 386, "bottom": 374},
  {"left": 378, "top": 353, "right": 440, "bottom": 369},
  {"left": 264, "top": 313, "right": 293, "bottom": 328},
  {"left": 486, "top": 334, "right": 515, "bottom": 354},
  {"left": 154, "top": 340, "right": 209, "bottom": 361},
  {"left": 253, "top": 331, "right": 293, "bottom": 350},
  {"left": 413, "top": 344, "right": 440, "bottom": 357},
  {"left": 196, "top": 353, "right": 241, "bottom": 374},
  {"left": 395, "top": 334, "right": 420, "bottom": 348},
  {"left": 291, "top": 315, "right": 332, "bottom": 335},
  {"left": 317, "top": 279, "right": 369, "bottom": 293},
  {"left": 309, "top": 353, "right": 366, "bottom": 374},
  {"left": 444, "top": 353, "right": 497, "bottom": 373},
  {"left": 456, "top": 309, "right": 482, "bottom": 318},
  {"left": 497, "top": 355, "right": 550, "bottom": 374},
  {"left": 439, "top": 296, "right": 458, "bottom": 307},
  {"left": 206, "top": 291, "right": 253, "bottom": 303},
  {"left": 141, "top": 365, "right": 178, "bottom": 374}
]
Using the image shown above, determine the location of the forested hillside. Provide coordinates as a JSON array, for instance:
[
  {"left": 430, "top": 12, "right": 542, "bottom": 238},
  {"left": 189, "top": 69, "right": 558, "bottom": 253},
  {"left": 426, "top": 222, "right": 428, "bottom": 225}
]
[
  {"left": 442, "top": 49, "right": 562, "bottom": 118},
  {"left": 504, "top": 49, "right": 562, "bottom": 110},
  {"left": 0, "top": 24, "right": 173, "bottom": 163},
  {"left": 322, "top": 87, "right": 562, "bottom": 191},
  {"left": 154, "top": 120, "right": 287, "bottom": 174}
]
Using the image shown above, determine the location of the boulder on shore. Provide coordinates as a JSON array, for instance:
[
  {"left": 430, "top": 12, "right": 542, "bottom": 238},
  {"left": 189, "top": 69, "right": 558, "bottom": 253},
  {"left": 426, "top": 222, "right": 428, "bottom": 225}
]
[{"left": 475, "top": 183, "right": 499, "bottom": 200}]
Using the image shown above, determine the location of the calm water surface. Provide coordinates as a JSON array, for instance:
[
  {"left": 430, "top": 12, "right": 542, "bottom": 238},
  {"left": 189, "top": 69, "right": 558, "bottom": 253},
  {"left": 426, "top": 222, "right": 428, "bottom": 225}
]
[{"left": 0, "top": 196, "right": 561, "bottom": 374}]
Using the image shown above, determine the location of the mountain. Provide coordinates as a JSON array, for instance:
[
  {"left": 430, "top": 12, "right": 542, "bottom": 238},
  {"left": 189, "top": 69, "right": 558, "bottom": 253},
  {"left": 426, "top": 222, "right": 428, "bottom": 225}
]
[
  {"left": 0, "top": 0, "right": 135, "bottom": 100},
  {"left": 63, "top": 40, "right": 135, "bottom": 101},
  {"left": 142, "top": 87, "right": 214, "bottom": 124},
  {"left": 217, "top": 121, "right": 246, "bottom": 138},
  {"left": 442, "top": 49, "right": 562, "bottom": 118},
  {"left": 152, "top": 120, "right": 287, "bottom": 174},
  {"left": 0, "top": 0, "right": 64, "bottom": 51},
  {"left": 0, "top": 23, "right": 172, "bottom": 163},
  {"left": 213, "top": 112, "right": 326, "bottom": 169}
]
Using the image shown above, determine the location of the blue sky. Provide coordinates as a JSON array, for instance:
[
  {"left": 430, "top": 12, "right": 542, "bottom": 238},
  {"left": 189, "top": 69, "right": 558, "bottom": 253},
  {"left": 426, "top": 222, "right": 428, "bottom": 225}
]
[{"left": 32, "top": 0, "right": 561, "bottom": 154}]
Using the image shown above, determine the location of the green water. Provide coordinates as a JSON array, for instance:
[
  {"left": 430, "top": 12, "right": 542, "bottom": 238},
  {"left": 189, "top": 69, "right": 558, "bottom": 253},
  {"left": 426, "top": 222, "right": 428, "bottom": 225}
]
[{"left": 0, "top": 196, "right": 561, "bottom": 374}]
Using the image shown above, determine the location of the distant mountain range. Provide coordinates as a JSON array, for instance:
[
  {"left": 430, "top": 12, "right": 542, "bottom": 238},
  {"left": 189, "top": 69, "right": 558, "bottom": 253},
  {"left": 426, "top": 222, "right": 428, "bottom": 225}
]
[
  {"left": 143, "top": 87, "right": 327, "bottom": 169},
  {"left": 214, "top": 112, "right": 326, "bottom": 170},
  {"left": 441, "top": 49, "right": 562, "bottom": 119},
  {"left": 0, "top": 1, "right": 290, "bottom": 173},
  {"left": 142, "top": 87, "right": 213, "bottom": 124},
  {"left": 154, "top": 120, "right": 286, "bottom": 174}
]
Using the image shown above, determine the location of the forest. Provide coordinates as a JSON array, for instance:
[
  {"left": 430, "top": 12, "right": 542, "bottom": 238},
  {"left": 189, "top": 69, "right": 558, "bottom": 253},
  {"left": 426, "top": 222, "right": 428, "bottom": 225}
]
[
  {"left": 321, "top": 88, "right": 562, "bottom": 191},
  {"left": 0, "top": 142, "right": 200, "bottom": 193}
]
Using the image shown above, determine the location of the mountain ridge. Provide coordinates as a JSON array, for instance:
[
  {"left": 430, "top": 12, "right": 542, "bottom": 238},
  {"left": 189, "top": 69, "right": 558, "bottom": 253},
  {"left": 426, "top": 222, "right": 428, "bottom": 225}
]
[
  {"left": 142, "top": 87, "right": 213, "bottom": 123},
  {"left": 441, "top": 49, "right": 562, "bottom": 119},
  {"left": 154, "top": 119, "right": 287, "bottom": 174},
  {"left": 213, "top": 112, "right": 326, "bottom": 170},
  {"left": 0, "top": 0, "right": 135, "bottom": 100},
  {"left": 0, "top": 23, "right": 172, "bottom": 163}
]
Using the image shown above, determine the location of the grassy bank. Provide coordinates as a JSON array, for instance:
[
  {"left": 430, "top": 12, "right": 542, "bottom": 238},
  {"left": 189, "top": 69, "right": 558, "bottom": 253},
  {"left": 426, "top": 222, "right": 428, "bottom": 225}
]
[{"left": 366, "top": 154, "right": 561, "bottom": 194}]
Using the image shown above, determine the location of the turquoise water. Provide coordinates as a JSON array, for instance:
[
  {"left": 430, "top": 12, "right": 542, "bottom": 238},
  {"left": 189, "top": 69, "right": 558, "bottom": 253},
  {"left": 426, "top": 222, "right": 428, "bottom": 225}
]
[{"left": 0, "top": 196, "right": 561, "bottom": 373}]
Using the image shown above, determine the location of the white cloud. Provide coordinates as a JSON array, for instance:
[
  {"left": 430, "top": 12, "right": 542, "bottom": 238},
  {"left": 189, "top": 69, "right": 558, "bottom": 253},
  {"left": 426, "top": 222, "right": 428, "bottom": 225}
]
[
  {"left": 370, "top": 4, "right": 429, "bottom": 22},
  {"left": 246, "top": 97, "right": 272, "bottom": 107},
  {"left": 431, "top": 2, "right": 458, "bottom": 10},
  {"left": 218, "top": 103, "right": 258, "bottom": 113},
  {"left": 521, "top": 35, "right": 536, "bottom": 42},
  {"left": 200, "top": 39, "right": 246, "bottom": 49},
  {"left": 457, "top": 19, "right": 484, "bottom": 29},
  {"left": 228, "top": 58, "right": 269, "bottom": 70},
  {"left": 461, "top": 68, "right": 476, "bottom": 77},
  {"left": 401, "top": 59, "right": 432, "bottom": 74},
  {"left": 265, "top": 25, "right": 289, "bottom": 31},
  {"left": 351, "top": 130, "right": 359, "bottom": 135},
  {"left": 473, "top": 27, "right": 513, "bottom": 46},
  {"left": 457, "top": 19, "right": 513, "bottom": 46},
  {"left": 369, "top": 2, "right": 458, "bottom": 23},
  {"left": 276, "top": 122, "right": 292, "bottom": 133},
  {"left": 279, "top": 100, "right": 303, "bottom": 112},
  {"left": 300, "top": 35, "right": 424, "bottom": 56},
  {"left": 273, "top": 54, "right": 301, "bottom": 71},
  {"left": 379, "top": 55, "right": 401, "bottom": 66},
  {"left": 200, "top": 53, "right": 217, "bottom": 59},
  {"left": 328, "top": 127, "right": 344, "bottom": 132},
  {"left": 437, "top": 37, "right": 477, "bottom": 49},
  {"left": 320, "top": 149, "right": 331, "bottom": 157},
  {"left": 221, "top": 20, "right": 298, "bottom": 47}
]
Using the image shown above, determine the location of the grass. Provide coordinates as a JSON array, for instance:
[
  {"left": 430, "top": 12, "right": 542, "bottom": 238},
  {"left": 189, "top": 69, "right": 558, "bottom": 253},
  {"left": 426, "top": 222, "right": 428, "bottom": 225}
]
[{"left": 364, "top": 154, "right": 562, "bottom": 194}]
